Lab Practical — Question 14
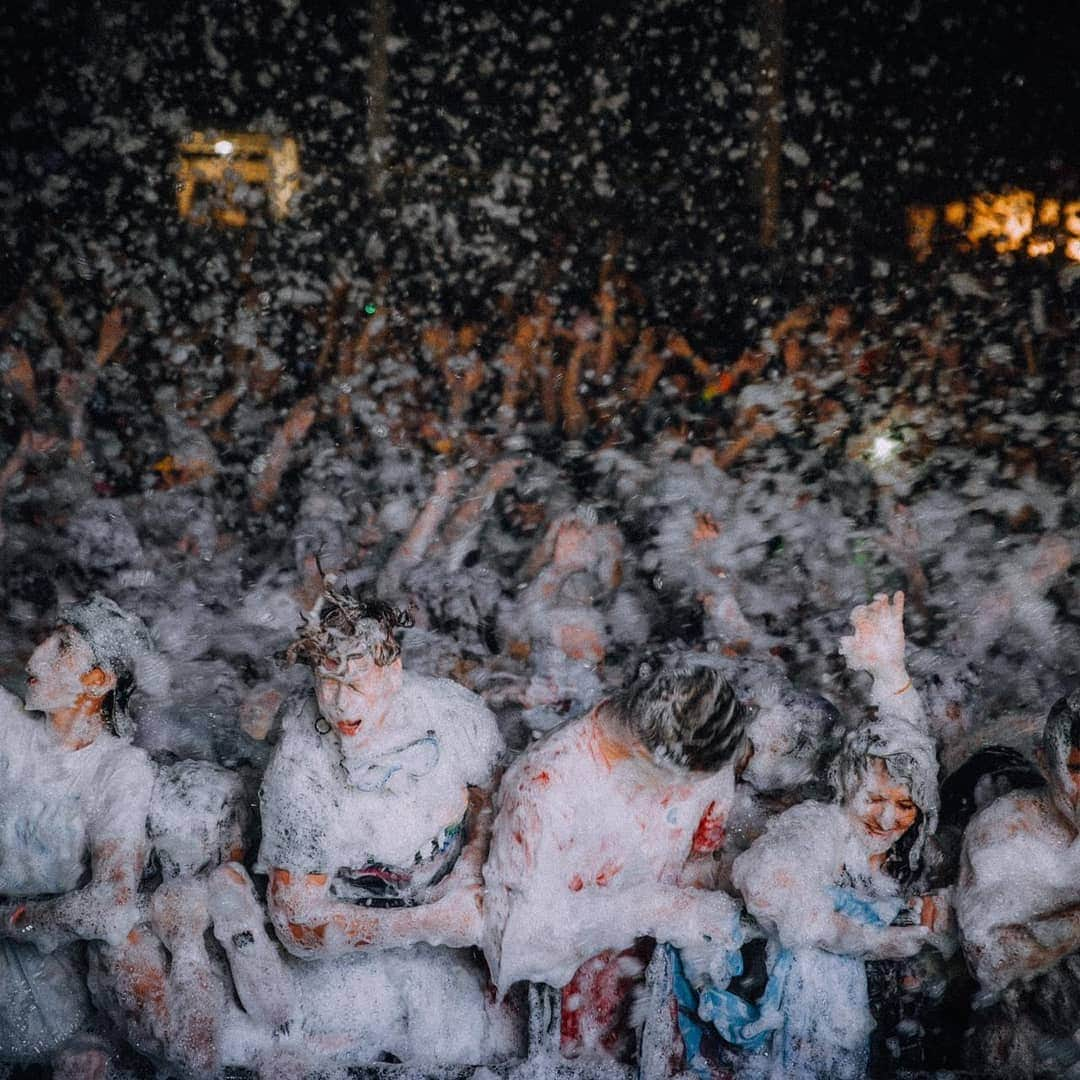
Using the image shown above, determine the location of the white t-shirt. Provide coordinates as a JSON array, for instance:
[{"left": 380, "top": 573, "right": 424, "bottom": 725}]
[
  {"left": 0, "top": 688, "right": 154, "bottom": 899},
  {"left": 257, "top": 672, "right": 502, "bottom": 888}
]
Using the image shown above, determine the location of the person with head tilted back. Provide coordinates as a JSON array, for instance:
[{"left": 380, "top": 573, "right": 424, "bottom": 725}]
[{"left": 0, "top": 595, "right": 155, "bottom": 1078}]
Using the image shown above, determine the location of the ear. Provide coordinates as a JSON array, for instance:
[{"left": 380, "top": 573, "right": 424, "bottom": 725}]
[{"left": 81, "top": 666, "right": 118, "bottom": 697}]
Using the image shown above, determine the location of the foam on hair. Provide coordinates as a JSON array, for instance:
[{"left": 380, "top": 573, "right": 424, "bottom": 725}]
[{"left": 618, "top": 662, "right": 747, "bottom": 773}]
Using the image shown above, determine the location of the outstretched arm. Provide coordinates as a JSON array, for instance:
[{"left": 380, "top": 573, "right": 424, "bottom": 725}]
[
  {"left": 378, "top": 466, "right": 462, "bottom": 596},
  {"left": 840, "top": 591, "right": 927, "bottom": 729}
]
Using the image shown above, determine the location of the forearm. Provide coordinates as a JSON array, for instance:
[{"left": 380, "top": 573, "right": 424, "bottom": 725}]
[
  {"left": 973, "top": 914, "right": 1080, "bottom": 990},
  {"left": 268, "top": 870, "right": 479, "bottom": 957},
  {"left": 866, "top": 666, "right": 927, "bottom": 728},
  {"left": 5, "top": 884, "right": 144, "bottom": 951}
]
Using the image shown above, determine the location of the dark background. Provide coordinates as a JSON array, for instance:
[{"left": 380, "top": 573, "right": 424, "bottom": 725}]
[{"left": 2, "top": 0, "right": 1078, "bottom": 346}]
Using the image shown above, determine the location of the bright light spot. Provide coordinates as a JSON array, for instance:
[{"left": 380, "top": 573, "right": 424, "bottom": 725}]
[
  {"left": 214, "top": 140, "right": 234, "bottom": 155},
  {"left": 364, "top": 302, "right": 377, "bottom": 315},
  {"left": 871, "top": 435, "right": 899, "bottom": 464}
]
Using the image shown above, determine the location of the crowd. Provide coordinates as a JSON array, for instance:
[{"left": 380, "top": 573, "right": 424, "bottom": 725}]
[{"left": 0, "top": 252, "right": 1078, "bottom": 1078}]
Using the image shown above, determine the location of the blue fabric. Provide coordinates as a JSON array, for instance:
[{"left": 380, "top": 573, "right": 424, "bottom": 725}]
[
  {"left": 827, "top": 884, "right": 901, "bottom": 928},
  {"left": 696, "top": 885, "right": 905, "bottom": 1065},
  {"left": 698, "top": 947, "right": 791, "bottom": 1053}
]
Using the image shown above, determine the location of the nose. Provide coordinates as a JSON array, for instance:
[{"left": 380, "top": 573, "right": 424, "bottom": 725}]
[{"left": 879, "top": 803, "right": 897, "bottom": 830}]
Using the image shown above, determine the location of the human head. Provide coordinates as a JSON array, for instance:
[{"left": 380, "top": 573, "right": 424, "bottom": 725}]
[
  {"left": 829, "top": 717, "right": 939, "bottom": 878},
  {"left": 26, "top": 594, "right": 151, "bottom": 738},
  {"left": 286, "top": 581, "right": 412, "bottom": 736},
  {"left": 1042, "top": 689, "right": 1080, "bottom": 825},
  {"left": 615, "top": 662, "right": 748, "bottom": 773},
  {"left": 740, "top": 687, "right": 843, "bottom": 794}
]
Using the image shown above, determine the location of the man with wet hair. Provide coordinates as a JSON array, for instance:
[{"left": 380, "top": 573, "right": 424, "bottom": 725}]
[
  {"left": 957, "top": 689, "right": 1080, "bottom": 1077},
  {"left": 481, "top": 661, "right": 749, "bottom": 1060},
  {"left": 257, "top": 579, "right": 505, "bottom": 955}
]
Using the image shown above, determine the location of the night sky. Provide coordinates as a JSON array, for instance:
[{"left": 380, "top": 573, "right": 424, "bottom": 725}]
[{"left": 2, "top": 0, "right": 1079, "bottom": 327}]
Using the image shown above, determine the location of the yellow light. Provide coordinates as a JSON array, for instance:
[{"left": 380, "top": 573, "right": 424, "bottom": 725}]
[
  {"left": 1039, "top": 199, "right": 1060, "bottom": 226},
  {"left": 1027, "top": 238, "right": 1054, "bottom": 257},
  {"left": 944, "top": 201, "right": 966, "bottom": 229},
  {"left": 1066, "top": 237, "right": 1080, "bottom": 262}
]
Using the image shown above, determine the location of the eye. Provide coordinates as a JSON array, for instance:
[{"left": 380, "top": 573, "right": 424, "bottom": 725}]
[{"left": 897, "top": 801, "right": 916, "bottom": 813}]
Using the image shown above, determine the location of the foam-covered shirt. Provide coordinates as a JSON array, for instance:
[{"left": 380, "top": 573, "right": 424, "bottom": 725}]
[
  {"left": 482, "top": 708, "right": 735, "bottom": 991},
  {"left": 957, "top": 789, "right": 1080, "bottom": 993},
  {"left": 257, "top": 672, "right": 503, "bottom": 889},
  {"left": 0, "top": 688, "right": 154, "bottom": 899}
]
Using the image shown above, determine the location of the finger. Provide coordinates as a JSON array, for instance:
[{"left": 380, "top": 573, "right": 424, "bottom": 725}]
[{"left": 893, "top": 590, "right": 905, "bottom": 617}]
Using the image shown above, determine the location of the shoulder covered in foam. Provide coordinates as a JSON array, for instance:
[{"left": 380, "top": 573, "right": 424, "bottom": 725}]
[
  {"left": 732, "top": 800, "right": 847, "bottom": 942},
  {"left": 402, "top": 671, "right": 504, "bottom": 786}
]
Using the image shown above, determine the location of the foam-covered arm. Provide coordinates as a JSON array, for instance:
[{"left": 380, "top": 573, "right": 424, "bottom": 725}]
[
  {"left": 840, "top": 591, "right": 926, "bottom": 728},
  {"left": 378, "top": 467, "right": 461, "bottom": 594},
  {"left": 267, "top": 861, "right": 482, "bottom": 957},
  {"left": 266, "top": 787, "right": 492, "bottom": 958},
  {"left": 4, "top": 764, "right": 152, "bottom": 951}
]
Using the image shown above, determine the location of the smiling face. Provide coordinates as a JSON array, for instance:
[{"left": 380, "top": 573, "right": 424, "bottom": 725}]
[
  {"left": 848, "top": 757, "right": 918, "bottom": 854},
  {"left": 314, "top": 650, "right": 403, "bottom": 738},
  {"left": 24, "top": 625, "right": 101, "bottom": 715}
]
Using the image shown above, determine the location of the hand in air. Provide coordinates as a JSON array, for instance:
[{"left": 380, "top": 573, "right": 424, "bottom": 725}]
[{"left": 840, "top": 591, "right": 907, "bottom": 676}]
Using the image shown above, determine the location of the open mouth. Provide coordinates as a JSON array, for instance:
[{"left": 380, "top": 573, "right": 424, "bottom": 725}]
[{"left": 336, "top": 718, "right": 363, "bottom": 736}]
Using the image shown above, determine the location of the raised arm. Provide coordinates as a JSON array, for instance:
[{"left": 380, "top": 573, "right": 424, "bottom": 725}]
[
  {"left": 378, "top": 466, "right": 462, "bottom": 595},
  {"left": 840, "top": 591, "right": 927, "bottom": 729}
]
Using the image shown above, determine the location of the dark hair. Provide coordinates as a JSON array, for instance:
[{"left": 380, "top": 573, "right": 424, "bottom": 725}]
[
  {"left": 1044, "top": 689, "right": 1080, "bottom": 783},
  {"left": 615, "top": 663, "right": 747, "bottom": 773},
  {"left": 286, "top": 583, "right": 413, "bottom": 670}
]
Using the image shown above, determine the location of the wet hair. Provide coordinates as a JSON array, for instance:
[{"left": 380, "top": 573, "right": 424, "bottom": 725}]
[
  {"left": 613, "top": 662, "right": 748, "bottom": 773},
  {"left": 1043, "top": 690, "right": 1080, "bottom": 777},
  {"left": 61, "top": 594, "right": 152, "bottom": 738},
  {"left": 829, "top": 717, "right": 940, "bottom": 880},
  {"left": 286, "top": 581, "right": 413, "bottom": 670}
]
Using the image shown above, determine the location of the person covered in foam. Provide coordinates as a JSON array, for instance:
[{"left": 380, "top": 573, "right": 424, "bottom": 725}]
[
  {"left": 722, "top": 593, "right": 950, "bottom": 1080},
  {"left": 481, "top": 661, "right": 749, "bottom": 1063},
  {"left": 252, "top": 580, "right": 522, "bottom": 1068},
  {"left": 956, "top": 689, "right": 1080, "bottom": 1078},
  {"left": 0, "top": 594, "right": 155, "bottom": 1077},
  {"left": 257, "top": 579, "right": 505, "bottom": 952}
]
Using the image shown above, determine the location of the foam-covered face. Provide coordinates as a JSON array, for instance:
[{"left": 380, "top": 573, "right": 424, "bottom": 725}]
[
  {"left": 314, "top": 650, "right": 401, "bottom": 737},
  {"left": 1055, "top": 747, "right": 1080, "bottom": 821},
  {"left": 24, "top": 626, "right": 101, "bottom": 714},
  {"left": 741, "top": 704, "right": 817, "bottom": 793},
  {"left": 848, "top": 757, "right": 918, "bottom": 854}
]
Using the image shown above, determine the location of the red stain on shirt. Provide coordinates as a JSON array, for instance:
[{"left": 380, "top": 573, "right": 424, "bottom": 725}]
[{"left": 691, "top": 801, "right": 726, "bottom": 853}]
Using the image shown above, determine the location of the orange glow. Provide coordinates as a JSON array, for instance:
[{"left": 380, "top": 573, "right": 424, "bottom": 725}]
[
  {"left": 177, "top": 131, "right": 301, "bottom": 227},
  {"left": 908, "top": 189, "right": 1080, "bottom": 262},
  {"left": 1039, "top": 199, "right": 1061, "bottom": 226},
  {"left": 944, "top": 201, "right": 967, "bottom": 229},
  {"left": 967, "top": 191, "right": 1034, "bottom": 253}
]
